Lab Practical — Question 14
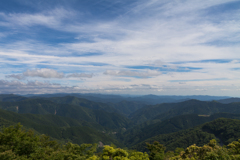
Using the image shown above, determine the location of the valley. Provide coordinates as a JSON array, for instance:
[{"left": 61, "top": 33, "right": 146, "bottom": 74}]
[{"left": 0, "top": 93, "right": 240, "bottom": 153}]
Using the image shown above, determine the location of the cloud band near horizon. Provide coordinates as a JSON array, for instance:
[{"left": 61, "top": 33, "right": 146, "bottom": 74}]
[{"left": 0, "top": 0, "right": 239, "bottom": 96}]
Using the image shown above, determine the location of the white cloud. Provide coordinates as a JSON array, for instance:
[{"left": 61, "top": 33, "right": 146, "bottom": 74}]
[
  {"left": 0, "top": 78, "right": 239, "bottom": 96},
  {"left": 0, "top": 0, "right": 240, "bottom": 96},
  {"left": 67, "top": 73, "right": 93, "bottom": 78},
  {"left": 23, "top": 68, "right": 64, "bottom": 78},
  {"left": 0, "top": 80, "right": 63, "bottom": 94},
  {"left": 5, "top": 74, "right": 25, "bottom": 80},
  {"left": 6, "top": 68, "right": 94, "bottom": 79},
  {"left": 0, "top": 8, "right": 76, "bottom": 29},
  {"left": 179, "top": 82, "right": 186, "bottom": 84},
  {"left": 103, "top": 70, "right": 161, "bottom": 78}
]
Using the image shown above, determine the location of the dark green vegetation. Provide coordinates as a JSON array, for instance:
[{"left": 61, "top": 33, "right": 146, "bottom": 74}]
[
  {"left": 24, "top": 93, "right": 230, "bottom": 104},
  {"left": 1, "top": 93, "right": 240, "bottom": 157},
  {"left": 122, "top": 113, "right": 240, "bottom": 147},
  {"left": 48, "top": 96, "right": 119, "bottom": 113},
  {"left": 0, "top": 108, "right": 123, "bottom": 147},
  {"left": 131, "top": 99, "right": 240, "bottom": 124},
  {"left": 217, "top": 97, "right": 240, "bottom": 104},
  {"left": 47, "top": 96, "right": 145, "bottom": 116},
  {"left": 0, "top": 98, "right": 131, "bottom": 130},
  {"left": 133, "top": 118, "right": 240, "bottom": 152},
  {"left": 0, "top": 94, "right": 27, "bottom": 102},
  {"left": 1, "top": 124, "right": 240, "bottom": 159},
  {"left": 108, "top": 100, "right": 146, "bottom": 116}
]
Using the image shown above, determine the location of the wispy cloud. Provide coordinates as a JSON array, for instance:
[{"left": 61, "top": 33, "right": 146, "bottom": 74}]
[
  {"left": 23, "top": 68, "right": 64, "bottom": 78},
  {"left": 6, "top": 68, "right": 93, "bottom": 79},
  {"left": 0, "top": 8, "right": 76, "bottom": 29},
  {"left": 66, "top": 73, "right": 93, "bottom": 78},
  {"left": 5, "top": 74, "right": 25, "bottom": 80},
  {"left": 104, "top": 70, "right": 161, "bottom": 78},
  {"left": 0, "top": 0, "right": 239, "bottom": 95}
]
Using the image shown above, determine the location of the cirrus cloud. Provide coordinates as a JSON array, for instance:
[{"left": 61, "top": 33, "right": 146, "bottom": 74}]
[
  {"left": 103, "top": 70, "right": 161, "bottom": 78},
  {"left": 6, "top": 68, "right": 93, "bottom": 79},
  {"left": 23, "top": 68, "right": 64, "bottom": 78},
  {"left": 66, "top": 73, "right": 93, "bottom": 78},
  {"left": 0, "top": 0, "right": 240, "bottom": 96}
]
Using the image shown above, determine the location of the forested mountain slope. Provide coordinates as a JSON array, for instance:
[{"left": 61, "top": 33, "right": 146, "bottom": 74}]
[
  {"left": 153, "top": 100, "right": 240, "bottom": 121},
  {"left": 0, "top": 94, "right": 27, "bottom": 102},
  {"left": 1, "top": 94, "right": 240, "bottom": 153},
  {"left": 48, "top": 96, "right": 119, "bottom": 113},
  {"left": 108, "top": 100, "right": 146, "bottom": 116},
  {"left": 48, "top": 96, "right": 146, "bottom": 116},
  {"left": 0, "top": 108, "right": 124, "bottom": 147},
  {"left": 0, "top": 99, "right": 132, "bottom": 129},
  {"left": 122, "top": 113, "right": 240, "bottom": 147},
  {"left": 129, "top": 99, "right": 240, "bottom": 124},
  {"left": 217, "top": 98, "right": 240, "bottom": 104},
  {"left": 133, "top": 118, "right": 240, "bottom": 151},
  {"left": 129, "top": 103, "right": 174, "bottom": 124},
  {"left": 2, "top": 123, "right": 240, "bottom": 160}
]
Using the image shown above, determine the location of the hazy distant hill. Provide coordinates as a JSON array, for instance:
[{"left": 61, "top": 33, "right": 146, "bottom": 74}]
[
  {"left": 25, "top": 93, "right": 126, "bottom": 103},
  {"left": 217, "top": 98, "right": 240, "bottom": 104},
  {"left": 126, "top": 95, "right": 230, "bottom": 104},
  {"left": 0, "top": 94, "right": 27, "bottom": 102},
  {"left": 24, "top": 93, "right": 230, "bottom": 105}
]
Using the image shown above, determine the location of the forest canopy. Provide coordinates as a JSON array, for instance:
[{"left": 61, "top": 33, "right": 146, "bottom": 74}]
[{"left": 1, "top": 124, "right": 240, "bottom": 160}]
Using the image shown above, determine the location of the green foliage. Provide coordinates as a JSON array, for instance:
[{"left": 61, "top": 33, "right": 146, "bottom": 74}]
[
  {"left": 2, "top": 124, "right": 240, "bottom": 159},
  {"left": 0, "top": 124, "right": 148, "bottom": 159},
  {"left": 102, "top": 145, "right": 149, "bottom": 160},
  {"left": 228, "top": 139, "right": 240, "bottom": 155},
  {"left": 3, "top": 95, "right": 240, "bottom": 158},
  {"left": 144, "top": 139, "right": 240, "bottom": 160},
  {"left": 174, "top": 148, "right": 184, "bottom": 156},
  {"left": 0, "top": 123, "right": 60, "bottom": 159},
  {"left": 146, "top": 141, "right": 165, "bottom": 160},
  {"left": 170, "top": 139, "right": 233, "bottom": 160}
]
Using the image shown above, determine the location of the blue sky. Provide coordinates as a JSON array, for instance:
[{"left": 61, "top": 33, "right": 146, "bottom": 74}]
[{"left": 0, "top": 0, "right": 240, "bottom": 96}]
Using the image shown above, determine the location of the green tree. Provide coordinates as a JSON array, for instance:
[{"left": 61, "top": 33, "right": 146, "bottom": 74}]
[{"left": 146, "top": 141, "right": 165, "bottom": 160}]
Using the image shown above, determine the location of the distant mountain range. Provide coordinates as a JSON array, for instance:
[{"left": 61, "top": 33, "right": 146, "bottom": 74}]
[
  {"left": 0, "top": 93, "right": 240, "bottom": 151},
  {"left": 22, "top": 93, "right": 231, "bottom": 104}
]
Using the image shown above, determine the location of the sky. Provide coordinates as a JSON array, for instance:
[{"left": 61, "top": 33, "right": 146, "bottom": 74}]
[{"left": 0, "top": 0, "right": 240, "bottom": 96}]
